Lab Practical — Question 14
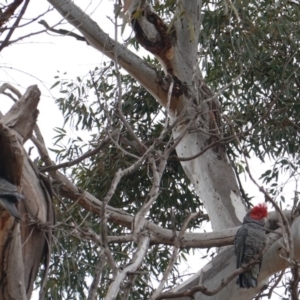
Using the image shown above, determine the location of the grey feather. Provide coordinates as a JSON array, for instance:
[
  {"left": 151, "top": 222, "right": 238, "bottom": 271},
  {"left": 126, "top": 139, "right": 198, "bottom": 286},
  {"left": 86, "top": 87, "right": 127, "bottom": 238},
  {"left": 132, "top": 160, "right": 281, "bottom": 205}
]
[
  {"left": 0, "top": 178, "right": 24, "bottom": 220},
  {"left": 234, "top": 214, "right": 266, "bottom": 288}
]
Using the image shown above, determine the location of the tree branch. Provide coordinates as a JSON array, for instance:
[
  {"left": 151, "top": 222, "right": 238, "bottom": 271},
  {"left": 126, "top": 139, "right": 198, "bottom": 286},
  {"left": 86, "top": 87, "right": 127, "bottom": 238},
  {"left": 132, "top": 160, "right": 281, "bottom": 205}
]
[
  {"left": 105, "top": 234, "right": 150, "bottom": 300},
  {"left": 47, "top": 0, "right": 172, "bottom": 107},
  {"left": 155, "top": 266, "right": 250, "bottom": 299},
  {"left": 87, "top": 250, "right": 105, "bottom": 300},
  {"left": 0, "top": 0, "right": 30, "bottom": 52},
  {"left": 150, "top": 211, "right": 202, "bottom": 300},
  {"left": 40, "top": 131, "right": 119, "bottom": 172}
]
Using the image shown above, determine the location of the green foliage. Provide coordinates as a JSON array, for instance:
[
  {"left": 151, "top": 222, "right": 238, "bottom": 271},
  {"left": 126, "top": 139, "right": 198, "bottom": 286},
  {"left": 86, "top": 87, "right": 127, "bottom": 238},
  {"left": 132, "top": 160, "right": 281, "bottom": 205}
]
[
  {"left": 200, "top": 0, "right": 300, "bottom": 161},
  {"left": 37, "top": 1, "right": 300, "bottom": 298},
  {"left": 42, "top": 62, "right": 202, "bottom": 299}
]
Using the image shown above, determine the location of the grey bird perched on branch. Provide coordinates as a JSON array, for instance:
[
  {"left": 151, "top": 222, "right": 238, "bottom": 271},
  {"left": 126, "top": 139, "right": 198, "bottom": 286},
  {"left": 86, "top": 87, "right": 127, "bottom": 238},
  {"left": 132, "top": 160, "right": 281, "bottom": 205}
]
[
  {"left": 234, "top": 203, "right": 268, "bottom": 288},
  {"left": 0, "top": 177, "right": 25, "bottom": 220}
]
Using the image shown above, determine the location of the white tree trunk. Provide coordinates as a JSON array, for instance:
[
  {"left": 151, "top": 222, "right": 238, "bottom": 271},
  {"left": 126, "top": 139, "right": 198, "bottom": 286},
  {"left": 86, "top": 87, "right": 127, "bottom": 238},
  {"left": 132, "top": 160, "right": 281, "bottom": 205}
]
[
  {"left": 47, "top": 0, "right": 246, "bottom": 231},
  {"left": 173, "top": 130, "right": 245, "bottom": 230},
  {"left": 45, "top": 1, "right": 290, "bottom": 299}
]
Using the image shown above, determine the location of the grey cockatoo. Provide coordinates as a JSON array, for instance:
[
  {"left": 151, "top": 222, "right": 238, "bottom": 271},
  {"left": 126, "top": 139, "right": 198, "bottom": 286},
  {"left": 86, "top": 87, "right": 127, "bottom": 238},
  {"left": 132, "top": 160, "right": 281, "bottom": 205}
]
[
  {"left": 0, "top": 177, "right": 24, "bottom": 220},
  {"left": 234, "top": 203, "right": 268, "bottom": 288}
]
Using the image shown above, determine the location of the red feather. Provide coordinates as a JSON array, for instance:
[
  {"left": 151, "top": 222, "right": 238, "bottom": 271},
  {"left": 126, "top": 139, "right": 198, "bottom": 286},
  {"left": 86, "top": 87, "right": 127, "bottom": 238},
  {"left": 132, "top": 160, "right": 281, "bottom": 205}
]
[{"left": 249, "top": 203, "right": 268, "bottom": 220}]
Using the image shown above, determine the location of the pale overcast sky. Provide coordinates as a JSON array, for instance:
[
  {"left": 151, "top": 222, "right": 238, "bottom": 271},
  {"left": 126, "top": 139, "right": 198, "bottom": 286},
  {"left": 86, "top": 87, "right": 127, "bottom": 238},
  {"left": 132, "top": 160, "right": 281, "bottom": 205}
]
[
  {"left": 1, "top": 1, "right": 119, "bottom": 148},
  {"left": 0, "top": 1, "right": 295, "bottom": 298}
]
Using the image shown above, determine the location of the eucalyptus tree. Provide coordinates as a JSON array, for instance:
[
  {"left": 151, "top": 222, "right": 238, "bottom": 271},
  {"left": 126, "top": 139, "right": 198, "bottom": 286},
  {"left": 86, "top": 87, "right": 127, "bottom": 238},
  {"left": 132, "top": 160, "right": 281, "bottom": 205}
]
[{"left": 0, "top": 0, "right": 300, "bottom": 300}]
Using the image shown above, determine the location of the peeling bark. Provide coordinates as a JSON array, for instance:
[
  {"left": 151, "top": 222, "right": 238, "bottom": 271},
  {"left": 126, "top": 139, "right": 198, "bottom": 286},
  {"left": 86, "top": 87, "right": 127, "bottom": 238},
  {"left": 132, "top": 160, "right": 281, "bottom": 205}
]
[
  {"left": 0, "top": 85, "right": 54, "bottom": 299},
  {"left": 0, "top": 0, "right": 24, "bottom": 28},
  {"left": 126, "top": 1, "right": 247, "bottom": 230}
]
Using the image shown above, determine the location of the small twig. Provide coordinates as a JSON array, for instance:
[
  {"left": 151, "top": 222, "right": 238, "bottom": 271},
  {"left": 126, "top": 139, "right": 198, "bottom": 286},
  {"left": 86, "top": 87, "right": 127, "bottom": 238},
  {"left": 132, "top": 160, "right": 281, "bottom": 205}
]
[
  {"left": 0, "top": 0, "right": 30, "bottom": 51},
  {"left": 104, "top": 247, "right": 119, "bottom": 278},
  {"left": 224, "top": 95, "right": 293, "bottom": 261},
  {"left": 231, "top": 159, "right": 251, "bottom": 208},
  {"left": 127, "top": 271, "right": 148, "bottom": 275},
  {"left": 245, "top": 162, "right": 293, "bottom": 260},
  {"left": 87, "top": 250, "right": 106, "bottom": 300},
  {"left": 290, "top": 265, "right": 300, "bottom": 300},
  {"left": 113, "top": 11, "right": 147, "bottom": 155},
  {"left": 133, "top": 155, "right": 167, "bottom": 237},
  {"left": 155, "top": 265, "right": 251, "bottom": 299},
  {"left": 168, "top": 128, "right": 232, "bottom": 161},
  {"left": 150, "top": 211, "right": 202, "bottom": 300},
  {"left": 0, "top": 83, "right": 22, "bottom": 99},
  {"left": 30, "top": 135, "right": 53, "bottom": 167},
  {"left": 39, "top": 20, "right": 87, "bottom": 41},
  {"left": 202, "top": 66, "right": 242, "bottom": 106},
  {"left": 156, "top": 249, "right": 265, "bottom": 300},
  {"left": 40, "top": 131, "right": 119, "bottom": 172},
  {"left": 170, "top": 209, "right": 176, "bottom": 241},
  {"left": 169, "top": 95, "right": 277, "bottom": 162},
  {"left": 165, "top": 75, "right": 174, "bottom": 128},
  {"left": 121, "top": 274, "right": 138, "bottom": 300},
  {"left": 165, "top": 118, "right": 194, "bottom": 157},
  {"left": 2, "top": 29, "right": 47, "bottom": 45},
  {"left": 105, "top": 234, "right": 150, "bottom": 300},
  {"left": 268, "top": 271, "right": 285, "bottom": 299}
]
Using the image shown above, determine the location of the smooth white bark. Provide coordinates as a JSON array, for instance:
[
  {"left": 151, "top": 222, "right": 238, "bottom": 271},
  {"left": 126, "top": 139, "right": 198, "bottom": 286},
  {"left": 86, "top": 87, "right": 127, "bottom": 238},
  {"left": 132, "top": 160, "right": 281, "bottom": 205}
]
[
  {"left": 105, "top": 235, "right": 150, "bottom": 300},
  {"left": 44, "top": 1, "right": 286, "bottom": 299},
  {"left": 169, "top": 1, "right": 246, "bottom": 230},
  {"left": 47, "top": 0, "right": 170, "bottom": 107},
  {"left": 173, "top": 130, "right": 246, "bottom": 230},
  {"left": 189, "top": 215, "right": 300, "bottom": 300},
  {"left": 48, "top": 0, "right": 247, "bottom": 231}
]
